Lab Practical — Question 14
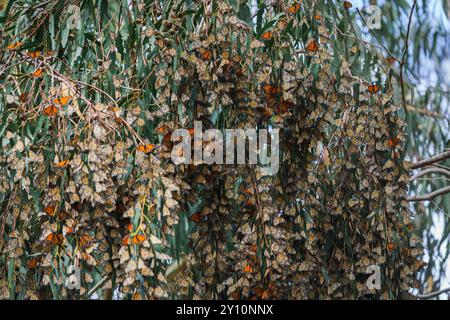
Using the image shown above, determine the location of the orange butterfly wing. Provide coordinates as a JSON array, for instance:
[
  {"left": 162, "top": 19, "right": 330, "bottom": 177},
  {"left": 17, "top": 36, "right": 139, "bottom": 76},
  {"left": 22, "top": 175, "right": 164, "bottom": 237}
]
[
  {"left": 32, "top": 69, "right": 44, "bottom": 77},
  {"left": 386, "top": 57, "right": 396, "bottom": 64},
  {"left": 288, "top": 3, "right": 301, "bottom": 14},
  {"left": 44, "top": 205, "right": 56, "bottom": 217},
  {"left": 155, "top": 125, "right": 168, "bottom": 134},
  {"left": 187, "top": 128, "right": 195, "bottom": 136},
  {"left": 387, "top": 242, "right": 395, "bottom": 253},
  {"left": 368, "top": 84, "right": 381, "bottom": 94},
  {"left": 132, "top": 234, "right": 146, "bottom": 245},
  {"left": 137, "top": 144, "right": 156, "bottom": 154},
  {"left": 55, "top": 159, "right": 69, "bottom": 168},
  {"left": 306, "top": 40, "right": 319, "bottom": 52},
  {"left": 261, "top": 31, "right": 273, "bottom": 40},
  {"left": 63, "top": 226, "right": 74, "bottom": 235},
  {"left": 263, "top": 84, "right": 275, "bottom": 95},
  {"left": 28, "top": 257, "right": 39, "bottom": 269},
  {"left": 79, "top": 234, "right": 92, "bottom": 247},
  {"left": 43, "top": 105, "right": 58, "bottom": 116},
  {"left": 122, "top": 235, "right": 130, "bottom": 246},
  {"left": 243, "top": 264, "right": 253, "bottom": 273},
  {"left": 202, "top": 50, "right": 212, "bottom": 60},
  {"left": 27, "top": 51, "right": 41, "bottom": 58},
  {"left": 343, "top": 1, "right": 353, "bottom": 9},
  {"left": 6, "top": 42, "right": 23, "bottom": 50},
  {"left": 190, "top": 213, "right": 202, "bottom": 223},
  {"left": 53, "top": 96, "right": 70, "bottom": 106},
  {"left": 46, "top": 233, "right": 63, "bottom": 245},
  {"left": 388, "top": 137, "right": 399, "bottom": 148}
]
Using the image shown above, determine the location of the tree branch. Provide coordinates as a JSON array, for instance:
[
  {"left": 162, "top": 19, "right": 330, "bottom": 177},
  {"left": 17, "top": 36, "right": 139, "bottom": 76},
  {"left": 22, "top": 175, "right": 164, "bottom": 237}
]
[
  {"left": 399, "top": 0, "right": 417, "bottom": 117},
  {"left": 411, "top": 167, "right": 450, "bottom": 180},
  {"left": 87, "top": 275, "right": 110, "bottom": 298},
  {"left": 407, "top": 186, "right": 450, "bottom": 202},
  {"left": 415, "top": 287, "right": 450, "bottom": 299},
  {"left": 410, "top": 151, "right": 450, "bottom": 169}
]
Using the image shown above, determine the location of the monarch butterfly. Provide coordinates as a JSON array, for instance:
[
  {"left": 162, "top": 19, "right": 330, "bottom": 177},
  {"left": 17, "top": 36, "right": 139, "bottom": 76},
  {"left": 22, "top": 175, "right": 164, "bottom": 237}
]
[
  {"left": 261, "top": 31, "right": 273, "bottom": 40},
  {"left": 263, "top": 83, "right": 279, "bottom": 96},
  {"left": 79, "top": 234, "right": 92, "bottom": 247},
  {"left": 155, "top": 125, "right": 169, "bottom": 134},
  {"left": 243, "top": 264, "right": 254, "bottom": 273},
  {"left": 81, "top": 252, "right": 95, "bottom": 263},
  {"left": 27, "top": 51, "right": 41, "bottom": 58},
  {"left": 6, "top": 42, "right": 23, "bottom": 50},
  {"left": 241, "top": 186, "right": 253, "bottom": 195},
  {"left": 306, "top": 40, "right": 319, "bottom": 52},
  {"left": 254, "top": 287, "right": 269, "bottom": 299},
  {"left": 254, "top": 287, "right": 265, "bottom": 297},
  {"left": 387, "top": 242, "right": 395, "bottom": 253},
  {"left": 132, "top": 292, "right": 145, "bottom": 300},
  {"left": 261, "top": 108, "right": 272, "bottom": 118},
  {"left": 55, "top": 159, "right": 69, "bottom": 168},
  {"left": 190, "top": 212, "right": 202, "bottom": 223},
  {"left": 386, "top": 57, "right": 396, "bottom": 65},
  {"left": 58, "top": 211, "right": 68, "bottom": 221},
  {"left": 132, "top": 234, "right": 146, "bottom": 245},
  {"left": 314, "top": 15, "right": 322, "bottom": 21},
  {"left": 46, "top": 233, "right": 63, "bottom": 245},
  {"left": 388, "top": 137, "right": 400, "bottom": 148},
  {"left": 43, "top": 205, "right": 56, "bottom": 217},
  {"left": 343, "top": 1, "right": 353, "bottom": 9},
  {"left": 162, "top": 132, "right": 172, "bottom": 145},
  {"left": 201, "top": 49, "right": 212, "bottom": 60},
  {"left": 188, "top": 128, "right": 195, "bottom": 136},
  {"left": 122, "top": 235, "right": 130, "bottom": 246},
  {"left": 368, "top": 84, "right": 381, "bottom": 94},
  {"left": 288, "top": 3, "right": 301, "bottom": 14},
  {"left": 19, "top": 93, "right": 28, "bottom": 103},
  {"left": 277, "top": 99, "right": 294, "bottom": 114},
  {"left": 32, "top": 68, "right": 44, "bottom": 78},
  {"left": 63, "top": 225, "right": 74, "bottom": 236},
  {"left": 28, "top": 257, "right": 39, "bottom": 269},
  {"left": 43, "top": 105, "right": 58, "bottom": 116},
  {"left": 392, "top": 150, "right": 400, "bottom": 160},
  {"left": 137, "top": 143, "right": 156, "bottom": 154},
  {"left": 53, "top": 96, "right": 70, "bottom": 106}
]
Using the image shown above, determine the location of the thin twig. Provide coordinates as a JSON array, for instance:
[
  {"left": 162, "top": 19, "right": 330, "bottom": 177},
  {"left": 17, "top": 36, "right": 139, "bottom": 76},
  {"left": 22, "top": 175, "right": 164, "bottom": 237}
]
[
  {"left": 356, "top": 8, "right": 399, "bottom": 62},
  {"left": 399, "top": 0, "right": 417, "bottom": 116}
]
